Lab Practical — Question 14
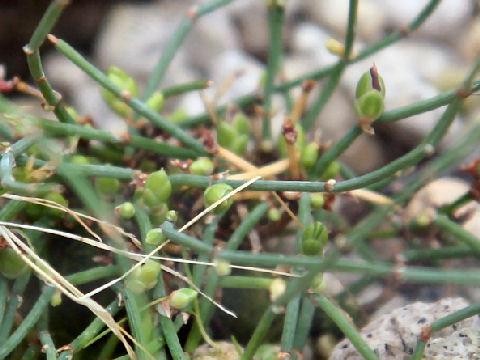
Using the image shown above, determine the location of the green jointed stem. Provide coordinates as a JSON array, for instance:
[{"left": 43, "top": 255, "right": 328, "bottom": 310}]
[
  {"left": 142, "top": 0, "right": 236, "bottom": 99},
  {"left": 226, "top": 202, "right": 269, "bottom": 250},
  {"left": 162, "top": 80, "right": 211, "bottom": 99},
  {"left": 402, "top": 245, "right": 471, "bottom": 262},
  {"left": 35, "top": 117, "right": 197, "bottom": 159},
  {"left": 313, "top": 295, "right": 379, "bottom": 360},
  {"left": 293, "top": 297, "right": 316, "bottom": 351},
  {"left": 0, "top": 287, "right": 55, "bottom": 360},
  {"left": 193, "top": 219, "right": 218, "bottom": 287},
  {"left": 242, "top": 306, "right": 276, "bottom": 360},
  {"left": 39, "top": 331, "right": 57, "bottom": 360},
  {"left": 28, "top": 0, "right": 70, "bottom": 50},
  {"left": 434, "top": 214, "right": 480, "bottom": 258},
  {"left": 50, "top": 36, "right": 206, "bottom": 154},
  {"left": 162, "top": 221, "right": 213, "bottom": 254},
  {"left": 0, "top": 278, "right": 8, "bottom": 325},
  {"left": 343, "top": 0, "right": 358, "bottom": 60},
  {"left": 263, "top": 0, "right": 285, "bottom": 140}
]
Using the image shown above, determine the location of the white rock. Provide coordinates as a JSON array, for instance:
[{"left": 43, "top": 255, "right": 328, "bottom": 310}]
[
  {"left": 378, "top": 0, "right": 473, "bottom": 43},
  {"left": 306, "top": 0, "right": 387, "bottom": 42},
  {"left": 290, "top": 23, "right": 338, "bottom": 66},
  {"left": 330, "top": 297, "right": 474, "bottom": 360}
]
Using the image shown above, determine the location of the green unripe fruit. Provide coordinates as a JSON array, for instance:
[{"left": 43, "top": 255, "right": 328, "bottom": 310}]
[
  {"left": 320, "top": 161, "right": 340, "bottom": 181},
  {"left": 45, "top": 193, "right": 68, "bottom": 218},
  {"left": 50, "top": 291, "right": 62, "bottom": 307},
  {"left": 65, "top": 106, "right": 79, "bottom": 122},
  {"left": 231, "top": 134, "right": 248, "bottom": 155},
  {"left": 138, "top": 261, "right": 161, "bottom": 289},
  {"left": 146, "top": 92, "right": 164, "bottom": 112},
  {"left": 300, "top": 142, "right": 319, "bottom": 168},
  {"left": 144, "top": 169, "right": 171, "bottom": 203},
  {"left": 95, "top": 177, "right": 121, "bottom": 196},
  {"left": 277, "top": 123, "right": 306, "bottom": 158},
  {"left": 311, "top": 193, "right": 325, "bottom": 209},
  {"left": 215, "top": 259, "right": 231, "bottom": 276},
  {"left": 217, "top": 122, "right": 236, "bottom": 146},
  {"left": 203, "top": 183, "right": 234, "bottom": 214},
  {"left": 268, "top": 208, "right": 282, "bottom": 222},
  {"left": 126, "top": 277, "right": 146, "bottom": 294},
  {"left": 301, "top": 222, "right": 328, "bottom": 256},
  {"left": 233, "top": 113, "right": 250, "bottom": 135},
  {"left": 354, "top": 90, "right": 385, "bottom": 121},
  {"left": 0, "top": 247, "right": 29, "bottom": 279},
  {"left": 145, "top": 229, "right": 166, "bottom": 246},
  {"left": 116, "top": 202, "right": 136, "bottom": 219},
  {"left": 170, "top": 288, "right": 197, "bottom": 310},
  {"left": 190, "top": 157, "right": 214, "bottom": 176}
]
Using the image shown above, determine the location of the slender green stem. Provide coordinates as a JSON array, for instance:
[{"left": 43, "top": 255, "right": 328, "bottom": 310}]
[
  {"left": 434, "top": 214, "right": 480, "bottom": 257},
  {"left": 0, "top": 277, "right": 8, "bottom": 325},
  {"left": 343, "top": 0, "right": 358, "bottom": 60},
  {"left": 142, "top": 0, "right": 236, "bottom": 100},
  {"left": 0, "top": 273, "right": 31, "bottom": 344},
  {"left": 0, "top": 287, "right": 55, "bottom": 360},
  {"left": 439, "top": 192, "right": 471, "bottom": 216},
  {"left": 50, "top": 37, "right": 206, "bottom": 154},
  {"left": 263, "top": 0, "right": 285, "bottom": 140},
  {"left": 0, "top": 199, "right": 25, "bottom": 221},
  {"left": 58, "top": 300, "right": 121, "bottom": 359},
  {"left": 293, "top": 297, "right": 316, "bottom": 351},
  {"left": 97, "top": 333, "right": 120, "bottom": 360},
  {"left": 34, "top": 117, "right": 197, "bottom": 159},
  {"left": 161, "top": 221, "right": 213, "bottom": 254},
  {"left": 162, "top": 80, "right": 211, "bottom": 99},
  {"left": 25, "top": 0, "right": 75, "bottom": 124},
  {"left": 242, "top": 306, "right": 276, "bottom": 360},
  {"left": 39, "top": 331, "right": 57, "bottom": 360},
  {"left": 411, "top": 340, "right": 426, "bottom": 360},
  {"left": 226, "top": 203, "right": 269, "bottom": 250},
  {"left": 193, "top": 219, "right": 218, "bottom": 287},
  {"left": 402, "top": 245, "right": 471, "bottom": 262},
  {"left": 312, "top": 295, "right": 378, "bottom": 360}
]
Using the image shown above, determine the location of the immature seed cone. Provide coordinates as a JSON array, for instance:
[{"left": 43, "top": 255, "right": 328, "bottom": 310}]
[{"left": 203, "top": 183, "right": 234, "bottom": 214}]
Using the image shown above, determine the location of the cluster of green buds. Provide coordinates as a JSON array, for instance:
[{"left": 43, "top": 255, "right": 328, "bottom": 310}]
[
  {"left": 301, "top": 221, "right": 328, "bottom": 256},
  {"left": 126, "top": 261, "right": 162, "bottom": 293},
  {"left": 217, "top": 113, "right": 250, "bottom": 155},
  {"left": 203, "top": 183, "right": 234, "bottom": 214},
  {"left": 354, "top": 65, "right": 386, "bottom": 133},
  {"left": 145, "top": 228, "right": 166, "bottom": 246},
  {"left": 0, "top": 246, "right": 29, "bottom": 279}
]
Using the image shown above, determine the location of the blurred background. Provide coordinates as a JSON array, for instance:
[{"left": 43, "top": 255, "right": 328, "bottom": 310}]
[{"left": 1, "top": 0, "right": 479, "bottom": 175}]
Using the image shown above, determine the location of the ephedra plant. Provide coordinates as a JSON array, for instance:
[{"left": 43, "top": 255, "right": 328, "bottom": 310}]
[{"left": 0, "top": 0, "right": 480, "bottom": 359}]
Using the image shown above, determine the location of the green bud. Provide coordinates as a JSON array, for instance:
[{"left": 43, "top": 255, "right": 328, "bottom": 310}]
[
  {"left": 354, "top": 90, "right": 385, "bottom": 121},
  {"left": 217, "top": 122, "right": 236, "bottom": 146},
  {"left": 146, "top": 92, "right": 164, "bottom": 112},
  {"left": 215, "top": 259, "right": 231, "bottom": 276},
  {"left": 126, "top": 276, "right": 146, "bottom": 294},
  {"left": 190, "top": 157, "right": 214, "bottom": 176},
  {"left": 268, "top": 208, "right": 282, "bottom": 222},
  {"left": 301, "top": 221, "right": 328, "bottom": 256},
  {"left": 138, "top": 261, "right": 161, "bottom": 288},
  {"left": 50, "top": 291, "right": 62, "bottom": 307},
  {"left": 0, "top": 247, "right": 29, "bottom": 279},
  {"left": 203, "top": 183, "right": 234, "bottom": 214},
  {"left": 144, "top": 169, "right": 171, "bottom": 203},
  {"left": 300, "top": 142, "right": 319, "bottom": 168},
  {"left": 95, "top": 177, "right": 120, "bottom": 196},
  {"left": 277, "top": 123, "right": 306, "bottom": 158},
  {"left": 355, "top": 66, "right": 386, "bottom": 99},
  {"left": 145, "top": 229, "right": 166, "bottom": 246},
  {"left": 166, "top": 210, "right": 178, "bottom": 222},
  {"left": 320, "top": 161, "right": 340, "bottom": 181},
  {"left": 311, "top": 273, "right": 327, "bottom": 293},
  {"left": 233, "top": 113, "right": 250, "bottom": 135},
  {"left": 170, "top": 288, "right": 197, "bottom": 310},
  {"left": 116, "top": 202, "right": 136, "bottom": 219},
  {"left": 44, "top": 193, "right": 68, "bottom": 218},
  {"left": 311, "top": 193, "right": 325, "bottom": 209}
]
